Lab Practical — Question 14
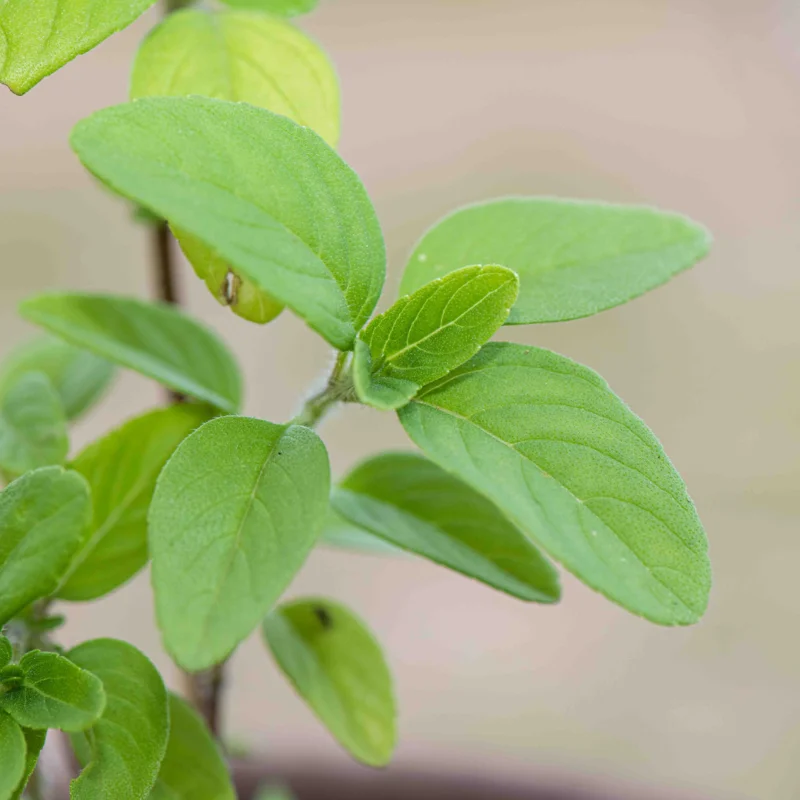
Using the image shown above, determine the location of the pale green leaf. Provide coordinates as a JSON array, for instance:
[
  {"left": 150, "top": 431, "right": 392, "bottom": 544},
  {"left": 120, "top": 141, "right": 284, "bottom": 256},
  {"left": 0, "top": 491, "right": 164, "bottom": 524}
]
[
  {"left": 70, "top": 97, "right": 385, "bottom": 350},
  {"left": 131, "top": 9, "right": 339, "bottom": 146},
  {"left": 19, "top": 293, "right": 242, "bottom": 413},
  {"left": 0, "top": 637, "right": 11, "bottom": 668},
  {"left": 59, "top": 405, "right": 215, "bottom": 602},
  {"left": 149, "top": 694, "right": 235, "bottom": 800},
  {"left": 0, "top": 0, "right": 157, "bottom": 94},
  {"left": 69, "top": 639, "right": 169, "bottom": 800},
  {"left": 0, "top": 651, "right": 105, "bottom": 732},
  {"left": 0, "top": 372, "right": 68, "bottom": 477},
  {"left": 0, "top": 336, "right": 115, "bottom": 421},
  {"left": 0, "top": 711, "right": 25, "bottom": 800},
  {"left": 10, "top": 728, "right": 46, "bottom": 800},
  {"left": 398, "top": 342, "right": 711, "bottom": 624},
  {"left": 354, "top": 265, "right": 518, "bottom": 409},
  {"left": 400, "top": 198, "right": 711, "bottom": 324},
  {"left": 0, "top": 468, "right": 91, "bottom": 625},
  {"left": 320, "top": 507, "right": 406, "bottom": 556},
  {"left": 150, "top": 416, "right": 330, "bottom": 671},
  {"left": 351, "top": 340, "right": 417, "bottom": 411},
  {"left": 263, "top": 598, "right": 396, "bottom": 767},
  {"left": 219, "top": 0, "right": 318, "bottom": 17},
  {"left": 174, "top": 229, "right": 285, "bottom": 326},
  {"left": 333, "top": 452, "right": 560, "bottom": 602}
]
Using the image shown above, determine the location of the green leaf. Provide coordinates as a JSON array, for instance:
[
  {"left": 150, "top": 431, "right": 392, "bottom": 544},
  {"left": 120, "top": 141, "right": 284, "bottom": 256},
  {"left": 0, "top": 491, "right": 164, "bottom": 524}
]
[
  {"left": 351, "top": 340, "right": 417, "bottom": 411},
  {"left": 354, "top": 265, "right": 519, "bottom": 409},
  {"left": 0, "top": 0, "right": 157, "bottom": 94},
  {"left": 0, "top": 651, "right": 105, "bottom": 732},
  {"left": 333, "top": 452, "right": 560, "bottom": 602},
  {"left": 150, "top": 416, "right": 330, "bottom": 671},
  {"left": 398, "top": 342, "right": 711, "bottom": 625},
  {"left": 0, "top": 468, "right": 91, "bottom": 624},
  {"left": 0, "top": 711, "right": 25, "bottom": 800},
  {"left": 0, "top": 372, "right": 68, "bottom": 478},
  {"left": 0, "top": 637, "right": 12, "bottom": 668},
  {"left": 149, "top": 694, "right": 235, "bottom": 800},
  {"left": 19, "top": 293, "right": 242, "bottom": 413},
  {"left": 320, "top": 508, "right": 406, "bottom": 556},
  {"left": 131, "top": 9, "right": 339, "bottom": 146},
  {"left": 400, "top": 198, "right": 711, "bottom": 324},
  {"left": 11, "top": 728, "right": 47, "bottom": 800},
  {"left": 58, "top": 405, "right": 215, "bottom": 602},
  {"left": 219, "top": 0, "right": 318, "bottom": 17},
  {"left": 263, "top": 598, "right": 396, "bottom": 767},
  {"left": 68, "top": 639, "right": 169, "bottom": 800},
  {"left": 173, "top": 229, "right": 285, "bottom": 326},
  {"left": 70, "top": 97, "right": 386, "bottom": 350},
  {"left": 0, "top": 336, "right": 115, "bottom": 421}
]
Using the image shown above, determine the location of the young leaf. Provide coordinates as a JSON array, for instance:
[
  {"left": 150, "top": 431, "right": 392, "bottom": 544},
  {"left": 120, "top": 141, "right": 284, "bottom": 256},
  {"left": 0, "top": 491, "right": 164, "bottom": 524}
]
[
  {"left": 400, "top": 198, "right": 711, "bottom": 324},
  {"left": 398, "top": 342, "right": 711, "bottom": 625},
  {"left": 351, "top": 340, "right": 417, "bottom": 411},
  {"left": 333, "top": 452, "right": 560, "bottom": 602},
  {"left": 68, "top": 639, "right": 169, "bottom": 800},
  {"left": 0, "top": 468, "right": 91, "bottom": 625},
  {"left": 0, "top": 651, "right": 105, "bottom": 732},
  {"left": 0, "top": 711, "right": 25, "bottom": 800},
  {"left": 0, "top": 336, "right": 115, "bottom": 421},
  {"left": 70, "top": 97, "right": 386, "bottom": 350},
  {"left": 0, "top": 0, "right": 157, "bottom": 94},
  {"left": 354, "top": 265, "right": 518, "bottom": 409},
  {"left": 254, "top": 788, "right": 296, "bottom": 800},
  {"left": 19, "top": 293, "right": 242, "bottom": 413},
  {"left": 0, "top": 637, "right": 12, "bottom": 668},
  {"left": 11, "top": 728, "right": 47, "bottom": 800},
  {"left": 174, "top": 229, "right": 285, "bottom": 326},
  {"left": 0, "top": 372, "right": 68, "bottom": 477},
  {"left": 219, "top": 0, "right": 319, "bottom": 17},
  {"left": 150, "top": 416, "right": 331, "bottom": 671},
  {"left": 131, "top": 9, "right": 340, "bottom": 146},
  {"left": 263, "top": 598, "right": 396, "bottom": 767},
  {"left": 58, "top": 405, "right": 215, "bottom": 602},
  {"left": 149, "top": 693, "right": 236, "bottom": 800}
]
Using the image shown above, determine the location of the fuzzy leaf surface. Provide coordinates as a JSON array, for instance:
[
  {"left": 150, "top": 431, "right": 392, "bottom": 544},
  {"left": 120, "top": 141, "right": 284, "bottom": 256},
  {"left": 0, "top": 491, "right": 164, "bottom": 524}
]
[
  {"left": 398, "top": 342, "right": 711, "bottom": 624},
  {"left": 401, "top": 198, "right": 711, "bottom": 324},
  {"left": 0, "top": 651, "right": 105, "bottom": 732},
  {"left": 20, "top": 293, "right": 241, "bottom": 413},
  {"left": 0, "top": 0, "right": 157, "bottom": 94},
  {"left": 10, "top": 728, "right": 46, "bottom": 800},
  {"left": 70, "top": 98, "right": 385, "bottom": 350},
  {"left": 0, "top": 468, "right": 91, "bottom": 624},
  {"left": 263, "top": 598, "right": 396, "bottom": 767},
  {"left": 59, "top": 405, "right": 215, "bottom": 602},
  {"left": 69, "top": 639, "right": 169, "bottom": 800},
  {"left": 150, "top": 416, "right": 330, "bottom": 671}
]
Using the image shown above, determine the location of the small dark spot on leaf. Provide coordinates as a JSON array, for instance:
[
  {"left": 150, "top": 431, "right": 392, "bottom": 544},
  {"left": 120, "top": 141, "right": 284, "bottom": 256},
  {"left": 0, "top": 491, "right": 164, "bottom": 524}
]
[{"left": 314, "top": 605, "right": 333, "bottom": 630}]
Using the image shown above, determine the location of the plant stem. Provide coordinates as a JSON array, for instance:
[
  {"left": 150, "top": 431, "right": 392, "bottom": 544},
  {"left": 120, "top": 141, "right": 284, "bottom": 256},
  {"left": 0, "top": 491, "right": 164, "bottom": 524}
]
[
  {"left": 293, "top": 351, "right": 352, "bottom": 429},
  {"left": 186, "top": 663, "right": 226, "bottom": 737}
]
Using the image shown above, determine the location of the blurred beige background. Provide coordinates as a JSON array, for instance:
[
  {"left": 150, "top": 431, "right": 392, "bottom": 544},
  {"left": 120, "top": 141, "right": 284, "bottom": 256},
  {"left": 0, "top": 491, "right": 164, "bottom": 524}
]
[{"left": 2, "top": 0, "right": 798, "bottom": 797}]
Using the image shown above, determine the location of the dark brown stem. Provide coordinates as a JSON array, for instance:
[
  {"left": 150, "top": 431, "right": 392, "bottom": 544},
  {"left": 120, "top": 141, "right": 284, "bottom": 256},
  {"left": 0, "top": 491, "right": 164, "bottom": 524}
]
[
  {"left": 152, "top": 221, "right": 180, "bottom": 306},
  {"left": 185, "top": 664, "right": 226, "bottom": 737}
]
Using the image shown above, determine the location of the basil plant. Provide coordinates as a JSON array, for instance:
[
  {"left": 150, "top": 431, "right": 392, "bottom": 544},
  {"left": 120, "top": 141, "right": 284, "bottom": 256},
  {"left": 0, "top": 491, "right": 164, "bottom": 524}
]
[{"left": 0, "top": 0, "right": 712, "bottom": 797}]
